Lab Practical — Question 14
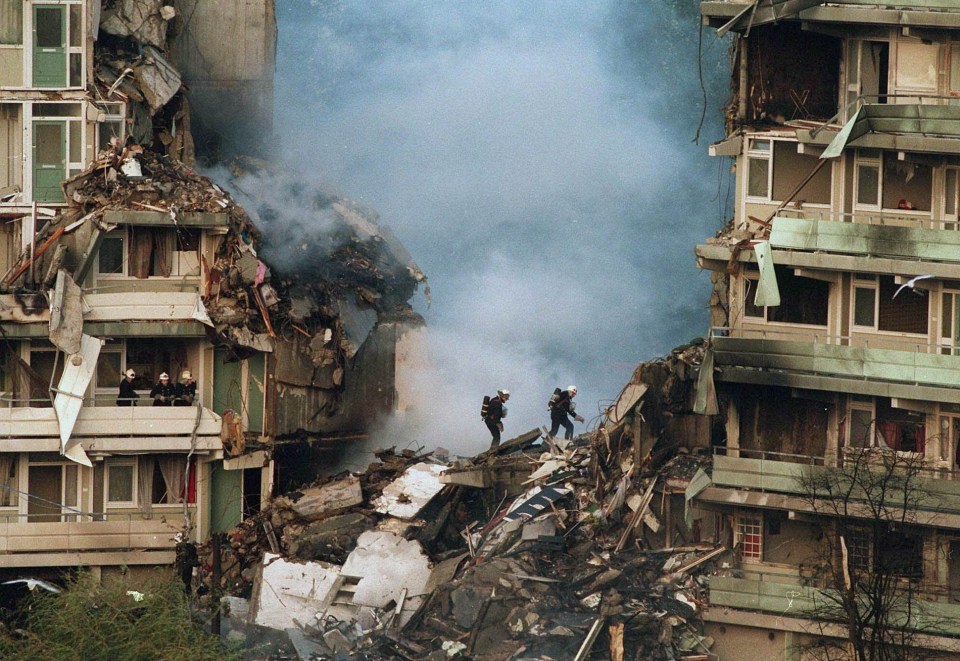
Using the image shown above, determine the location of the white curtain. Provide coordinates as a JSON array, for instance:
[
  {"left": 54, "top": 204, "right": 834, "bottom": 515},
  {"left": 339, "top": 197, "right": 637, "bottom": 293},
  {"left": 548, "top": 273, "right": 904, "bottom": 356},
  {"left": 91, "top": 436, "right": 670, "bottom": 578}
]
[
  {"left": 138, "top": 456, "right": 154, "bottom": 517},
  {"left": 157, "top": 456, "right": 186, "bottom": 504}
]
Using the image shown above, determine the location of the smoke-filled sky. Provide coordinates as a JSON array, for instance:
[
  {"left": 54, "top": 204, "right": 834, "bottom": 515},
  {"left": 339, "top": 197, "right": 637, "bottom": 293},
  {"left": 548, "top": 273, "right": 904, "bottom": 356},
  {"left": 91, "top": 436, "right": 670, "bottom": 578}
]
[{"left": 273, "top": 1, "right": 730, "bottom": 456}]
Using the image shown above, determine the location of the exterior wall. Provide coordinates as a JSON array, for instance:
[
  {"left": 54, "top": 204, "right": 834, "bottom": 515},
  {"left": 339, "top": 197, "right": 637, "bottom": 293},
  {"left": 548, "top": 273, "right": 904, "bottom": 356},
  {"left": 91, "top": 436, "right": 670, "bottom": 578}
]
[
  {"left": 703, "top": 622, "right": 789, "bottom": 661},
  {"left": 168, "top": 0, "right": 276, "bottom": 159}
]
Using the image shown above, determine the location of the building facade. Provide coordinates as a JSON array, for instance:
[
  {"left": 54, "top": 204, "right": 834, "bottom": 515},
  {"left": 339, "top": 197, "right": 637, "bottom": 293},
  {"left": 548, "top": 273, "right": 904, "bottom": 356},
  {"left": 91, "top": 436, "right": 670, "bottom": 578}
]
[{"left": 694, "top": 1, "right": 960, "bottom": 658}]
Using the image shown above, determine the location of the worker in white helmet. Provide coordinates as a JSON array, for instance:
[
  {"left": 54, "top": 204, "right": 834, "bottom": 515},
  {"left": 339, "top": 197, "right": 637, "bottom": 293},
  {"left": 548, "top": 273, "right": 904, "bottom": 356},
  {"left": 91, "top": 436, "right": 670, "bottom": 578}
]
[
  {"left": 174, "top": 370, "right": 196, "bottom": 406},
  {"left": 117, "top": 368, "right": 138, "bottom": 406},
  {"left": 547, "top": 385, "right": 584, "bottom": 440},
  {"left": 483, "top": 389, "right": 510, "bottom": 448}
]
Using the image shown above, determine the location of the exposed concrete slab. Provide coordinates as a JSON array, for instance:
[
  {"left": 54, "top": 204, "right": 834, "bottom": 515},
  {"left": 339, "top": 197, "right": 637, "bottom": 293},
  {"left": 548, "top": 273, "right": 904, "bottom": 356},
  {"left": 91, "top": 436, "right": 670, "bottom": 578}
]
[
  {"left": 373, "top": 462, "right": 447, "bottom": 520},
  {"left": 250, "top": 553, "right": 340, "bottom": 631}
]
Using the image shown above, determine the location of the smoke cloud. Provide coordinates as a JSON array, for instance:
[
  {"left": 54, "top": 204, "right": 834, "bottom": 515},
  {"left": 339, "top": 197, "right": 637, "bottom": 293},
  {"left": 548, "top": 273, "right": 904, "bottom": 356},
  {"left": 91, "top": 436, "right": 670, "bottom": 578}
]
[{"left": 273, "top": 1, "right": 730, "bottom": 455}]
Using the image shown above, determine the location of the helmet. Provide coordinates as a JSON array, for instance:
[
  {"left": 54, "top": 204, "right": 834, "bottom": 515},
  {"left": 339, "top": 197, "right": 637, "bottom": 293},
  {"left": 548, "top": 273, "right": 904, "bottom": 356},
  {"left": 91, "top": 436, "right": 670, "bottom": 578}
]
[
  {"left": 498, "top": 389, "right": 510, "bottom": 397},
  {"left": 160, "top": 372, "right": 170, "bottom": 380},
  {"left": 568, "top": 385, "right": 577, "bottom": 395},
  {"left": 181, "top": 370, "right": 193, "bottom": 380},
  {"left": 125, "top": 369, "right": 136, "bottom": 378}
]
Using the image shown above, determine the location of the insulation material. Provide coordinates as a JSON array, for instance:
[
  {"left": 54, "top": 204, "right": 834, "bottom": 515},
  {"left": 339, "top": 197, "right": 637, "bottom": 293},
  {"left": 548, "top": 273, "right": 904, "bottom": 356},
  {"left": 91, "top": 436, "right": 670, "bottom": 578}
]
[{"left": 250, "top": 553, "right": 340, "bottom": 631}]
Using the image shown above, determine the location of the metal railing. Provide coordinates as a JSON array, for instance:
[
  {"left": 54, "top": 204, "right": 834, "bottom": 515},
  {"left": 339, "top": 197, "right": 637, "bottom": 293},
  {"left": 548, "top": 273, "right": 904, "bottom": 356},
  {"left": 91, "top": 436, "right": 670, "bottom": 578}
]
[
  {"left": 0, "top": 394, "right": 203, "bottom": 408},
  {"left": 776, "top": 208, "right": 945, "bottom": 230}
]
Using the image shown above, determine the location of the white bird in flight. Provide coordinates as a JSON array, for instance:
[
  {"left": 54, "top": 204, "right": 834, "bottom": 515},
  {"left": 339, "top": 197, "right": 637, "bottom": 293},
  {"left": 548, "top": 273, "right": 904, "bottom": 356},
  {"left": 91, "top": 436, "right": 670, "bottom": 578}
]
[{"left": 893, "top": 274, "right": 934, "bottom": 299}]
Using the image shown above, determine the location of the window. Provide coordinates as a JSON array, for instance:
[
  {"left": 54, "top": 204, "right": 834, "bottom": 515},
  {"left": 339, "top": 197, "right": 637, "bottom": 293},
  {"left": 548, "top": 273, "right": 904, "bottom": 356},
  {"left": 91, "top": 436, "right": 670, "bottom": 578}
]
[
  {"left": 844, "top": 527, "right": 871, "bottom": 573},
  {"left": 106, "top": 461, "right": 135, "bottom": 505},
  {"left": 846, "top": 398, "right": 925, "bottom": 453},
  {"left": 0, "top": 0, "right": 22, "bottom": 45},
  {"left": 877, "top": 529, "right": 923, "bottom": 580},
  {"left": 737, "top": 512, "right": 763, "bottom": 561},
  {"left": 98, "top": 231, "right": 125, "bottom": 275},
  {"left": 745, "top": 139, "right": 831, "bottom": 204},
  {"left": 0, "top": 453, "right": 17, "bottom": 507},
  {"left": 95, "top": 103, "right": 126, "bottom": 153},
  {"left": 851, "top": 275, "right": 928, "bottom": 334},
  {"left": 743, "top": 266, "right": 830, "bottom": 326},
  {"left": 747, "top": 140, "right": 771, "bottom": 198},
  {"left": 855, "top": 150, "right": 932, "bottom": 212}
]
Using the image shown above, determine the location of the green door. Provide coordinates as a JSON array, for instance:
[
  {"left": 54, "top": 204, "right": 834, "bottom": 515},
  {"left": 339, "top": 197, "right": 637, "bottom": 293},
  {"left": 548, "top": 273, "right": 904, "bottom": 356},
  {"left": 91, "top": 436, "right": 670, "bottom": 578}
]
[
  {"left": 33, "top": 5, "right": 66, "bottom": 88},
  {"left": 210, "top": 463, "right": 242, "bottom": 533},
  {"left": 32, "top": 121, "right": 66, "bottom": 203}
]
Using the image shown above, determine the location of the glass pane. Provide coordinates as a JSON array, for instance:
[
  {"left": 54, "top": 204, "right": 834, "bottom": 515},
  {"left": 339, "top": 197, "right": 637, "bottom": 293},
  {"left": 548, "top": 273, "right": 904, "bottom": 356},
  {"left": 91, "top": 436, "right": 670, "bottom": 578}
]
[
  {"left": 748, "top": 158, "right": 769, "bottom": 198},
  {"left": 751, "top": 140, "right": 771, "bottom": 152},
  {"left": 856, "top": 164, "right": 879, "bottom": 206},
  {"left": 33, "top": 103, "right": 81, "bottom": 117},
  {"left": 98, "top": 236, "right": 123, "bottom": 274},
  {"left": 854, "top": 287, "right": 875, "bottom": 326},
  {"left": 97, "top": 352, "right": 121, "bottom": 391},
  {"left": 947, "top": 169, "right": 958, "bottom": 217},
  {"left": 850, "top": 409, "right": 873, "bottom": 447},
  {"left": 0, "top": 0, "right": 23, "bottom": 45},
  {"left": 943, "top": 293, "right": 953, "bottom": 341},
  {"left": 69, "top": 4, "right": 81, "bottom": 48},
  {"left": 108, "top": 465, "right": 133, "bottom": 502},
  {"left": 69, "top": 53, "right": 82, "bottom": 87},
  {"left": 34, "top": 123, "right": 63, "bottom": 166},
  {"left": 68, "top": 120, "right": 80, "bottom": 162},
  {"left": 35, "top": 7, "right": 62, "bottom": 48},
  {"left": 97, "top": 121, "right": 122, "bottom": 152}
]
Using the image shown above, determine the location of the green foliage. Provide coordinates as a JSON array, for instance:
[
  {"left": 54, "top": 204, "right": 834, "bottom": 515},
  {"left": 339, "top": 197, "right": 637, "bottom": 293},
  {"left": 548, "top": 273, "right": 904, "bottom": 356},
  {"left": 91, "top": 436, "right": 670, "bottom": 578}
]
[{"left": 0, "top": 571, "right": 241, "bottom": 661}]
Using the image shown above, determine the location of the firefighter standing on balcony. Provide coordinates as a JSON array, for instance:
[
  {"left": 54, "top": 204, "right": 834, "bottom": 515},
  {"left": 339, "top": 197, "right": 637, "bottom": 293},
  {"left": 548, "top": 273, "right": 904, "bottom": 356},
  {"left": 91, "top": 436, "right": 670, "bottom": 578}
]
[
  {"left": 117, "top": 369, "right": 138, "bottom": 406},
  {"left": 151, "top": 372, "right": 175, "bottom": 406}
]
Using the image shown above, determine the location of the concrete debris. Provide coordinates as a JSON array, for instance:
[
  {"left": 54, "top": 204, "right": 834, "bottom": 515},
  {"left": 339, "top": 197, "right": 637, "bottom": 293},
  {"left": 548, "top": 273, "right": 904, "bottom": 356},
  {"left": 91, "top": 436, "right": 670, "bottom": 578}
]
[
  {"left": 201, "top": 353, "right": 727, "bottom": 659},
  {"left": 99, "top": 0, "right": 175, "bottom": 48}
]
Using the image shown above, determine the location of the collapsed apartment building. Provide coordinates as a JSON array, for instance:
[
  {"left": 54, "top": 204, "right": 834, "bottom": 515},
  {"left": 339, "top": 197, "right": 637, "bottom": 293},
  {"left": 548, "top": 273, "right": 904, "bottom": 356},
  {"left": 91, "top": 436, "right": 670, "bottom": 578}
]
[
  {"left": 0, "top": 1, "right": 425, "bottom": 579},
  {"left": 685, "top": 1, "right": 960, "bottom": 658}
]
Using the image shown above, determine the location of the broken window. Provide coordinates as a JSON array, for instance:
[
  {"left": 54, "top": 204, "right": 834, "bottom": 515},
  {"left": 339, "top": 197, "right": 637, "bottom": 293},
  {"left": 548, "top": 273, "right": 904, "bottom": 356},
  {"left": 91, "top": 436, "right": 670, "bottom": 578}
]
[
  {"left": 846, "top": 40, "right": 889, "bottom": 113},
  {"left": 736, "top": 512, "right": 763, "bottom": 562},
  {"left": 0, "top": 104, "right": 22, "bottom": 198},
  {"left": 98, "top": 231, "right": 125, "bottom": 275},
  {"left": 851, "top": 275, "right": 928, "bottom": 335},
  {"left": 745, "top": 139, "right": 831, "bottom": 204},
  {"left": 941, "top": 289, "right": 960, "bottom": 354},
  {"left": 737, "top": 385, "right": 830, "bottom": 458},
  {"left": 846, "top": 398, "right": 925, "bottom": 453},
  {"left": 129, "top": 227, "right": 174, "bottom": 278},
  {"left": 844, "top": 527, "right": 871, "bottom": 573},
  {"left": 855, "top": 150, "right": 932, "bottom": 212},
  {"left": 937, "top": 415, "right": 960, "bottom": 467},
  {"left": 95, "top": 103, "right": 126, "bottom": 153},
  {"left": 743, "top": 266, "right": 829, "bottom": 326},
  {"left": 125, "top": 338, "right": 189, "bottom": 389},
  {"left": 877, "top": 529, "right": 923, "bottom": 580},
  {"left": 950, "top": 45, "right": 960, "bottom": 104}
]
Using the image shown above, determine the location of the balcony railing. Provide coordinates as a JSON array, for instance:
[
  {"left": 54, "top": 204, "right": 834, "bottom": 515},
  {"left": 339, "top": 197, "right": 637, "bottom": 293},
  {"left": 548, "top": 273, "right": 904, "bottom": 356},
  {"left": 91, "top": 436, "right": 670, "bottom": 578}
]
[
  {"left": 0, "top": 512, "right": 188, "bottom": 554},
  {"left": 712, "top": 326, "right": 955, "bottom": 356},
  {"left": 776, "top": 208, "right": 945, "bottom": 230}
]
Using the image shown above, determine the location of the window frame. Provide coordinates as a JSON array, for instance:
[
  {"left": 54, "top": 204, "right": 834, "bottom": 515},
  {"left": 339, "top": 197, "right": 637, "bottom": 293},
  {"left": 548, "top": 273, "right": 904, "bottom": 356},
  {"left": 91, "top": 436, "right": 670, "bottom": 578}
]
[
  {"left": 96, "top": 228, "right": 127, "bottom": 277},
  {"left": 105, "top": 459, "right": 136, "bottom": 508},
  {"left": 849, "top": 274, "right": 929, "bottom": 337},
  {"left": 736, "top": 511, "right": 763, "bottom": 563}
]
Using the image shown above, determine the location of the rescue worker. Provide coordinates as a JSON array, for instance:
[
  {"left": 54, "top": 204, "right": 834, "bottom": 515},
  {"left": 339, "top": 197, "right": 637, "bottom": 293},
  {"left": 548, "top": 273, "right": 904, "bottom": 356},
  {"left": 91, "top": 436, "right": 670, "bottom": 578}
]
[
  {"left": 117, "top": 369, "right": 138, "bottom": 406},
  {"left": 150, "top": 372, "right": 175, "bottom": 406},
  {"left": 548, "top": 385, "right": 584, "bottom": 440},
  {"left": 484, "top": 389, "right": 510, "bottom": 448},
  {"left": 174, "top": 370, "right": 196, "bottom": 406}
]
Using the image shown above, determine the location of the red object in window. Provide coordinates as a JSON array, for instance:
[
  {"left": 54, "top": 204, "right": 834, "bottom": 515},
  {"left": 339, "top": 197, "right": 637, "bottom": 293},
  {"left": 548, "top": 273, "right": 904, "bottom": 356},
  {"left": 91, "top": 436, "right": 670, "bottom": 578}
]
[
  {"left": 877, "top": 421, "right": 902, "bottom": 450},
  {"left": 743, "top": 533, "right": 762, "bottom": 558},
  {"left": 915, "top": 424, "right": 926, "bottom": 454},
  {"left": 187, "top": 461, "right": 197, "bottom": 504}
]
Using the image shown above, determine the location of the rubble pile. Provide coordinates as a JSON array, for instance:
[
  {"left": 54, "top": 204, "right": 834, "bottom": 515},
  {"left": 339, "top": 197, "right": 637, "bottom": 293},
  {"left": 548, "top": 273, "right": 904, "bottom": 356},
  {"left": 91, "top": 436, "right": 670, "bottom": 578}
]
[{"left": 201, "top": 365, "right": 723, "bottom": 660}]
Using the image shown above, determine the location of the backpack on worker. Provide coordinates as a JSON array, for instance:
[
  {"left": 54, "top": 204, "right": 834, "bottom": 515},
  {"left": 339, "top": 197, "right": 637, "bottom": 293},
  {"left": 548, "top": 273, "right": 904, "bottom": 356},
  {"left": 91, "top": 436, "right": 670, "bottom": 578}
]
[
  {"left": 547, "top": 387, "right": 562, "bottom": 410},
  {"left": 481, "top": 395, "right": 490, "bottom": 419}
]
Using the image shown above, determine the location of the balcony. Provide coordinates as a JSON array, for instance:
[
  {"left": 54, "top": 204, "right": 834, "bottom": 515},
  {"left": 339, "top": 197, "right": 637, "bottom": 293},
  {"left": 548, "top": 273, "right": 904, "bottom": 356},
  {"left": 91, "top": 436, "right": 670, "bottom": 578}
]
[
  {"left": 0, "top": 405, "right": 222, "bottom": 453},
  {"left": 707, "top": 575, "right": 960, "bottom": 639},
  {"left": 0, "top": 512, "right": 189, "bottom": 568},
  {"left": 703, "top": 452, "right": 960, "bottom": 525},
  {"left": 798, "top": 102, "right": 960, "bottom": 156},
  {"left": 710, "top": 333, "right": 960, "bottom": 404},
  {"left": 702, "top": 2, "right": 960, "bottom": 33}
]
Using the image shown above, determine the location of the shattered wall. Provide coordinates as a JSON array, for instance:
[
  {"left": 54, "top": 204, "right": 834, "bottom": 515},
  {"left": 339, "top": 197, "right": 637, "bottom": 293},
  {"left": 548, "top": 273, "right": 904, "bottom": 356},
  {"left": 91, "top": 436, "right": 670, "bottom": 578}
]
[{"left": 168, "top": 0, "right": 277, "bottom": 160}]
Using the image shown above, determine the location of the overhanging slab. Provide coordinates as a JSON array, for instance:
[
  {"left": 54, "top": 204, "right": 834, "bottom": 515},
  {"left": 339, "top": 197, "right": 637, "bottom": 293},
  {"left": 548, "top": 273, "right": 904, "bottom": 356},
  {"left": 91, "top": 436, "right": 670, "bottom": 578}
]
[{"left": 103, "top": 210, "right": 229, "bottom": 227}]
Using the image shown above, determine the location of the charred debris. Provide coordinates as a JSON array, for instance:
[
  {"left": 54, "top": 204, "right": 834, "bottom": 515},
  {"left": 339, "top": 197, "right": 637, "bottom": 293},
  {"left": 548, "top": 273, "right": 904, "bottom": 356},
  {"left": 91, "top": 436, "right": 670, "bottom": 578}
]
[{"left": 198, "top": 342, "right": 730, "bottom": 661}]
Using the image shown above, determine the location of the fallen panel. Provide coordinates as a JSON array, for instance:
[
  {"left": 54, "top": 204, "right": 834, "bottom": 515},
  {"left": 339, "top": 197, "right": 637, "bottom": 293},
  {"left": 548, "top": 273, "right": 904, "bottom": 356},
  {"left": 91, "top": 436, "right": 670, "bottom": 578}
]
[
  {"left": 54, "top": 334, "right": 103, "bottom": 467},
  {"left": 251, "top": 553, "right": 340, "bottom": 631},
  {"left": 609, "top": 383, "right": 647, "bottom": 426},
  {"left": 339, "top": 530, "right": 432, "bottom": 628},
  {"left": 290, "top": 475, "right": 362, "bottom": 521},
  {"left": 374, "top": 462, "right": 447, "bottom": 520}
]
